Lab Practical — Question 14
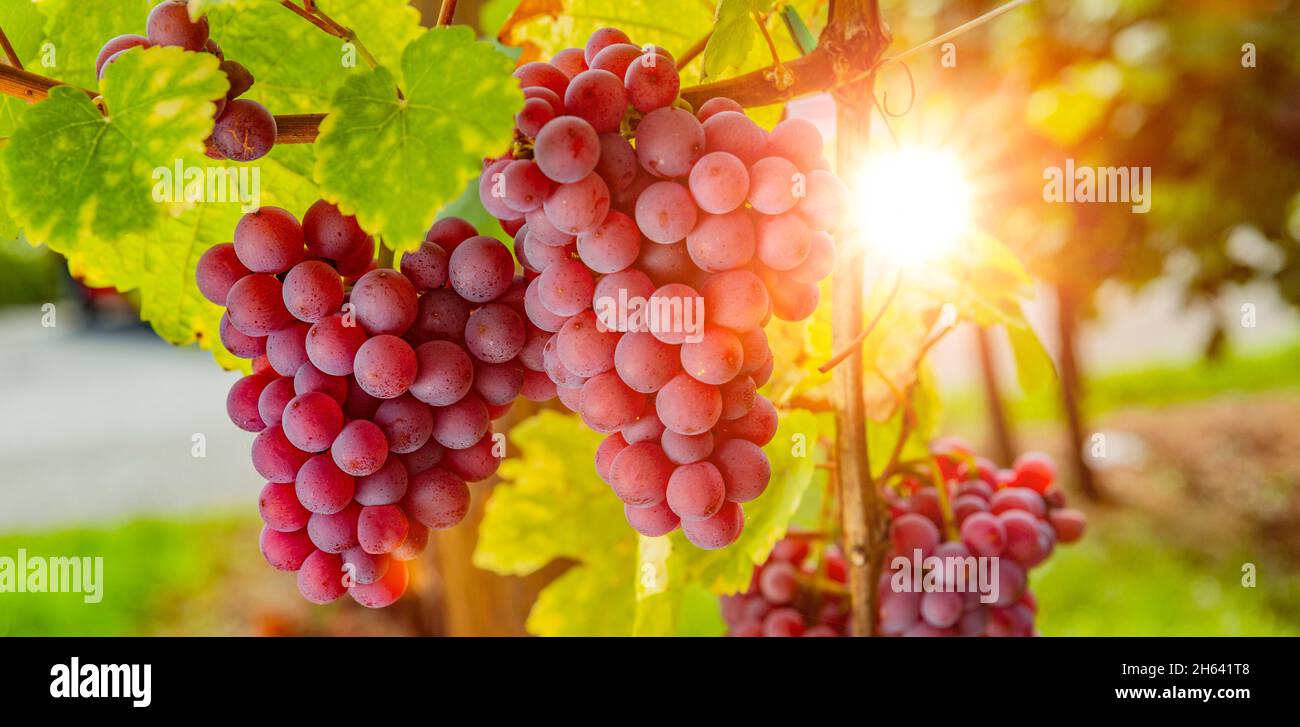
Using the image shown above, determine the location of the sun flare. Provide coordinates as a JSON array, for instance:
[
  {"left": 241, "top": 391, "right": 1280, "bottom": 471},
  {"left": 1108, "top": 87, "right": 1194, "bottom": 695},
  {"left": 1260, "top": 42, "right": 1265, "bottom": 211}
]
[{"left": 852, "top": 145, "right": 975, "bottom": 268}]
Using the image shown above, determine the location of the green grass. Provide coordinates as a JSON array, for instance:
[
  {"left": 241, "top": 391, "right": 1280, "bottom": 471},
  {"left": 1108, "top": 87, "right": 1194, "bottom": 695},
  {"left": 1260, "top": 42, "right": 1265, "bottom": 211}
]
[
  {"left": 0, "top": 516, "right": 246, "bottom": 636},
  {"left": 945, "top": 339, "right": 1300, "bottom": 429},
  {"left": 1034, "top": 514, "right": 1300, "bottom": 636}
]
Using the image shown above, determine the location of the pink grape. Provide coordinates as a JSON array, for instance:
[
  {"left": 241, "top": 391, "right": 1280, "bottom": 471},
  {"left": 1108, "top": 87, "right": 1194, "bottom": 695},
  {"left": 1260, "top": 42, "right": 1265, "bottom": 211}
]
[
  {"left": 594, "top": 268, "right": 656, "bottom": 330},
  {"left": 679, "top": 325, "right": 743, "bottom": 385},
  {"left": 307, "top": 502, "right": 361, "bottom": 553},
  {"left": 281, "top": 391, "right": 344, "bottom": 452},
  {"left": 502, "top": 159, "right": 554, "bottom": 213},
  {"left": 465, "top": 304, "right": 526, "bottom": 363},
  {"left": 961, "top": 511, "right": 1007, "bottom": 557},
  {"left": 755, "top": 212, "right": 812, "bottom": 271},
  {"left": 788, "top": 231, "right": 835, "bottom": 283},
  {"left": 303, "top": 199, "right": 369, "bottom": 260},
  {"left": 557, "top": 310, "right": 619, "bottom": 377},
  {"left": 373, "top": 394, "right": 433, "bottom": 454},
  {"left": 351, "top": 268, "right": 418, "bottom": 336},
  {"left": 594, "top": 433, "right": 628, "bottom": 483},
  {"left": 513, "top": 61, "right": 569, "bottom": 97},
  {"left": 577, "top": 210, "right": 641, "bottom": 273},
  {"left": 524, "top": 278, "right": 568, "bottom": 332},
  {"left": 747, "top": 156, "right": 802, "bottom": 215},
  {"left": 624, "top": 53, "right": 680, "bottom": 113},
  {"left": 196, "top": 243, "right": 250, "bottom": 305},
  {"left": 147, "top": 1, "right": 209, "bottom": 51},
  {"left": 349, "top": 559, "right": 409, "bottom": 608},
  {"left": 410, "top": 340, "right": 473, "bottom": 406},
  {"left": 426, "top": 216, "right": 478, "bottom": 255},
  {"left": 990, "top": 487, "right": 1047, "bottom": 518},
  {"left": 441, "top": 433, "right": 501, "bottom": 481},
  {"left": 703, "top": 111, "right": 767, "bottom": 166},
  {"left": 766, "top": 117, "right": 824, "bottom": 170},
  {"left": 297, "top": 550, "right": 347, "bottom": 604},
  {"left": 759, "top": 562, "right": 799, "bottom": 605},
  {"left": 412, "top": 287, "right": 473, "bottom": 342},
  {"left": 636, "top": 241, "right": 696, "bottom": 287},
  {"left": 331, "top": 419, "right": 389, "bottom": 477},
  {"left": 473, "top": 360, "right": 525, "bottom": 406},
  {"left": 251, "top": 425, "right": 311, "bottom": 483},
  {"left": 635, "top": 181, "right": 696, "bottom": 244},
  {"left": 534, "top": 115, "right": 600, "bottom": 183},
  {"left": 666, "top": 461, "right": 726, "bottom": 522},
  {"left": 716, "top": 394, "right": 777, "bottom": 445},
  {"left": 227, "top": 373, "right": 272, "bottom": 432},
  {"left": 543, "top": 173, "right": 610, "bottom": 235},
  {"left": 405, "top": 468, "right": 470, "bottom": 529},
  {"left": 1049, "top": 509, "right": 1087, "bottom": 543},
  {"left": 257, "top": 376, "right": 296, "bottom": 427},
  {"left": 661, "top": 429, "right": 714, "bottom": 465},
  {"left": 595, "top": 132, "right": 639, "bottom": 192},
  {"left": 609, "top": 441, "right": 674, "bottom": 507},
  {"left": 712, "top": 438, "right": 770, "bottom": 503},
  {"left": 478, "top": 159, "right": 518, "bottom": 219},
  {"left": 524, "top": 207, "right": 576, "bottom": 247},
  {"left": 624, "top": 501, "right": 680, "bottom": 537},
  {"left": 96, "top": 34, "right": 150, "bottom": 76},
  {"left": 686, "top": 210, "right": 755, "bottom": 273},
  {"left": 768, "top": 278, "right": 820, "bottom": 321},
  {"left": 565, "top": 69, "right": 627, "bottom": 134},
  {"left": 681, "top": 500, "right": 744, "bottom": 549},
  {"left": 295, "top": 454, "right": 356, "bottom": 514},
  {"left": 358, "top": 505, "right": 409, "bottom": 555},
  {"left": 219, "top": 312, "right": 265, "bottom": 357},
  {"left": 697, "top": 97, "right": 742, "bottom": 122},
  {"left": 516, "top": 97, "right": 557, "bottom": 138},
  {"left": 283, "top": 260, "right": 345, "bottom": 324},
  {"left": 655, "top": 373, "right": 721, "bottom": 435},
  {"left": 538, "top": 259, "right": 596, "bottom": 317},
  {"left": 613, "top": 331, "right": 679, "bottom": 393},
  {"left": 259, "top": 481, "right": 310, "bottom": 532},
  {"left": 590, "top": 43, "right": 641, "bottom": 82},
  {"left": 762, "top": 607, "right": 805, "bottom": 637},
  {"left": 342, "top": 546, "right": 390, "bottom": 585},
  {"left": 646, "top": 283, "right": 704, "bottom": 345},
  {"left": 796, "top": 169, "right": 849, "bottom": 231},
  {"left": 636, "top": 107, "right": 704, "bottom": 178},
  {"left": 431, "top": 393, "right": 489, "bottom": 449},
  {"left": 718, "top": 375, "right": 756, "bottom": 420},
  {"left": 226, "top": 274, "right": 291, "bottom": 336},
  {"left": 259, "top": 527, "right": 314, "bottom": 571},
  {"left": 551, "top": 46, "right": 588, "bottom": 78},
  {"left": 305, "top": 313, "right": 368, "bottom": 376},
  {"left": 689, "top": 152, "right": 749, "bottom": 214},
  {"left": 399, "top": 438, "right": 445, "bottom": 476},
  {"left": 701, "top": 269, "right": 768, "bottom": 331},
  {"left": 399, "top": 242, "right": 449, "bottom": 290},
  {"left": 579, "top": 372, "right": 645, "bottom": 433},
  {"left": 265, "top": 323, "right": 310, "bottom": 377},
  {"left": 295, "top": 362, "right": 347, "bottom": 404},
  {"left": 890, "top": 512, "right": 941, "bottom": 558},
  {"left": 213, "top": 99, "right": 277, "bottom": 162},
  {"left": 585, "top": 27, "right": 632, "bottom": 63},
  {"left": 620, "top": 410, "right": 666, "bottom": 444}
]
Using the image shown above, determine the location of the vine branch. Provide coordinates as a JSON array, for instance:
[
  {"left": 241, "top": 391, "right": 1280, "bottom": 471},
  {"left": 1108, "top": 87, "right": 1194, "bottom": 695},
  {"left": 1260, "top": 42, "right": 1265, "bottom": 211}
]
[
  {"left": 280, "top": 0, "right": 380, "bottom": 70},
  {"left": 437, "top": 0, "right": 459, "bottom": 27},
  {"left": 0, "top": 24, "right": 22, "bottom": 70}
]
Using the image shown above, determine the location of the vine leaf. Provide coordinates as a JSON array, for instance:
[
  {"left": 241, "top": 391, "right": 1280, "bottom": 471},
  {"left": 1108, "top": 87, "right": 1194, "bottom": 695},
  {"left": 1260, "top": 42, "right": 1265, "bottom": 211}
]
[
  {"left": 204, "top": 0, "right": 424, "bottom": 116},
  {"left": 313, "top": 25, "right": 521, "bottom": 256},
  {"left": 3, "top": 45, "right": 227, "bottom": 248},
  {"left": 38, "top": 0, "right": 156, "bottom": 90},
  {"left": 700, "top": 0, "right": 767, "bottom": 83},
  {"left": 188, "top": 0, "right": 281, "bottom": 17},
  {"left": 0, "top": 0, "right": 50, "bottom": 238},
  {"left": 1005, "top": 316, "right": 1058, "bottom": 393}
]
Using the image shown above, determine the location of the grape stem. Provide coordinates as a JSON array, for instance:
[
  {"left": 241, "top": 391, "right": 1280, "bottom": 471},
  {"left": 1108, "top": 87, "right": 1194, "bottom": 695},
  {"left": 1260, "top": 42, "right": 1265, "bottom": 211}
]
[
  {"left": 279, "top": 0, "right": 380, "bottom": 70},
  {"left": 818, "top": 270, "right": 901, "bottom": 374},
  {"left": 437, "top": 0, "right": 459, "bottom": 27},
  {"left": 752, "top": 13, "right": 792, "bottom": 91},
  {"left": 0, "top": 24, "right": 22, "bottom": 70}
]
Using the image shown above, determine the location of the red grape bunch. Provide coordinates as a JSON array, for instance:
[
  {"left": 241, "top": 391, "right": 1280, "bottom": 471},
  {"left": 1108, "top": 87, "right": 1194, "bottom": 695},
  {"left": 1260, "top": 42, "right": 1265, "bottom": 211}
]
[
  {"left": 879, "top": 443, "right": 1087, "bottom": 636},
  {"left": 721, "top": 537, "right": 850, "bottom": 637},
  {"left": 198, "top": 201, "right": 532, "bottom": 607},
  {"left": 96, "top": 1, "right": 276, "bottom": 162},
  {"left": 480, "top": 26, "right": 850, "bottom": 549}
]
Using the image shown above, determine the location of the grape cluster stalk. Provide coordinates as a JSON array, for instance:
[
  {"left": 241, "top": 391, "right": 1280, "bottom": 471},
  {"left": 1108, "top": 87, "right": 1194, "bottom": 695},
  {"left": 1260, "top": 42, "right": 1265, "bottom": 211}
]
[
  {"left": 199, "top": 198, "right": 535, "bottom": 606},
  {"left": 481, "top": 26, "right": 850, "bottom": 549},
  {"left": 97, "top": 1, "right": 276, "bottom": 162}
]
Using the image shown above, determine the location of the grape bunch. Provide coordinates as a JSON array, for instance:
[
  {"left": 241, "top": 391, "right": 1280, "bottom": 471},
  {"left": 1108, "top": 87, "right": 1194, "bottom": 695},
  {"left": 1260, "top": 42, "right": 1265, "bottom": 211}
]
[
  {"left": 878, "top": 443, "right": 1087, "bottom": 636},
  {"left": 480, "top": 26, "right": 849, "bottom": 549},
  {"left": 721, "top": 537, "right": 850, "bottom": 637},
  {"left": 198, "top": 201, "right": 531, "bottom": 607},
  {"left": 96, "top": 1, "right": 276, "bottom": 162}
]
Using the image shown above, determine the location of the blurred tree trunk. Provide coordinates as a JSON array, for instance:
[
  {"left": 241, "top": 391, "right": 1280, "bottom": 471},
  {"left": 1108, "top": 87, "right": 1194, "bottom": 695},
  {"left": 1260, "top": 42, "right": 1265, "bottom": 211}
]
[
  {"left": 1054, "top": 285, "right": 1103, "bottom": 501},
  {"left": 976, "top": 326, "right": 1016, "bottom": 465}
]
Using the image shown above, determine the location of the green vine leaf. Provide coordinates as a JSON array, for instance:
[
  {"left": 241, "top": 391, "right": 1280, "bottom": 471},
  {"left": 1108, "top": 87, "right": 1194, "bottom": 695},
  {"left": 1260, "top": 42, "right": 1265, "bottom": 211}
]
[
  {"left": 314, "top": 25, "right": 522, "bottom": 256},
  {"left": 700, "top": 0, "right": 766, "bottom": 83},
  {"left": 0, "top": 0, "right": 50, "bottom": 239},
  {"left": 3, "top": 45, "right": 227, "bottom": 248},
  {"left": 39, "top": 0, "right": 155, "bottom": 90},
  {"left": 188, "top": 0, "right": 281, "bottom": 17}
]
